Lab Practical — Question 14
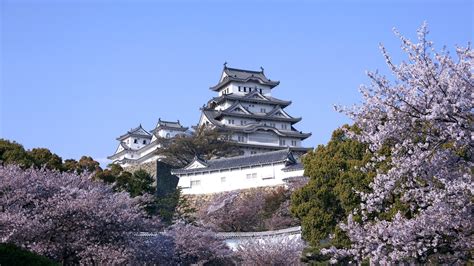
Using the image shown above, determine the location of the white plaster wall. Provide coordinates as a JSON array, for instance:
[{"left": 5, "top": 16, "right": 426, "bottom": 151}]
[
  {"left": 218, "top": 82, "right": 272, "bottom": 97},
  {"left": 176, "top": 162, "right": 303, "bottom": 195},
  {"left": 228, "top": 82, "right": 272, "bottom": 96},
  {"left": 247, "top": 132, "right": 279, "bottom": 146},
  {"left": 124, "top": 136, "right": 150, "bottom": 150}
]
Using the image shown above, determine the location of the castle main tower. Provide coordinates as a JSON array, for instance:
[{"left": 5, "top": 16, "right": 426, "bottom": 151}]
[{"left": 198, "top": 64, "right": 311, "bottom": 156}]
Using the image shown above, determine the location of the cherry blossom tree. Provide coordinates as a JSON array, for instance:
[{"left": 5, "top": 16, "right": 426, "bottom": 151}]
[
  {"left": 324, "top": 23, "right": 473, "bottom": 264},
  {"left": 164, "top": 223, "right": 234, "bottom": 265},
  {"left": 0, "top": 165, "right": 163, "bottom": 264},
  {"left": 235, "top": 237, "right": 306, "bottom": 265},
  {"left": 198, "top": 188, "right": 298, "bottom": 232}
]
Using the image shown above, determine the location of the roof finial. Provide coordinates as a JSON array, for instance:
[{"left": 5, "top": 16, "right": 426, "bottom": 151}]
[
  {"left": 177, "top": 119, "right": 180, "bottom": 124},
  {"left": 260, "top": 66, "right": 264, "bottom": 73},
  {"left": 223, "top": 61, "right": 227, "bottom": 68}
]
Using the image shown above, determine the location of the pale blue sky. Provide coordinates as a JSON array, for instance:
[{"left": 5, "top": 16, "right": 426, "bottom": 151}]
[{"left": 1, "top": 0, "right": 472, "bottom": 166}]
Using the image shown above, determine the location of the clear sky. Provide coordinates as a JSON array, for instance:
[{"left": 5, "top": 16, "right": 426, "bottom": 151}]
[{"left": 1, "top": 0, "right": 472, "bottom": 166}]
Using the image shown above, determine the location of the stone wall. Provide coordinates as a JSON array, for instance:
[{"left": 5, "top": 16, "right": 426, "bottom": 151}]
[
  {"left": 184, "top": 185, "right": 285, "bottom": 213},
  {"left": 123, "top": 161, "right": 157, "bottom": 177}
]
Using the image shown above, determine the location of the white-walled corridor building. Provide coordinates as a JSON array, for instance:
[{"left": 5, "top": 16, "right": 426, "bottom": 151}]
[{"left": 172, "top": 149, "right": 304, "bottom": 195}]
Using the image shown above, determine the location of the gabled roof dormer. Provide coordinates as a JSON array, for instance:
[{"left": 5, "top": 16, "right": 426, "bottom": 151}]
[
  {"left": 245, "top": 90, "right": 268, "bottom": 101},
  {"left": 266, "top": 106, "right": 296, "bottom": 120},
  {"left": 116, "top": 124, "right": 152, "bottom": 141},
  {"left": 184, "top": 156, "right": 209, "bottom": 170},
  {"left": 225, "top": 101, "right": 252, "bottom": 115},
  {"left": 115, "top": 142, "right": 130, "bottom": 154}
]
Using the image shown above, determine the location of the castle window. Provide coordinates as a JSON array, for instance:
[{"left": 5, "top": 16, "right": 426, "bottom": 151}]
[
  {"left": 260, "top": 89, "right": 262, "bottom": 93},
  {"left": 240, "top": 120, "right": 247, "bottom": 125},
  {"left": 260, "top": 108, "right": 266, "bottom": 113},
  {"left": 281, "top": 124, "right": 288, "bottom": 130},
  {"left": 246, "top": 173, "right": 257, "bottom": 179},
  {"left": 250, "top": 151, "right": 257, "bottom": 154},
  {"left": 291, "top": 140, "right": 297, "bottom": 146},
  {"left": 279, "top": 139, "right": 286, "bottom": 146},
  {"left": 221, "top": 176, "right": 226, "bottom": 183},
  {"left": 190, "top": 180, "right": 201, "bottom": 187},
  {"left": 134, "top": 139, "right": 138, "bottom": 144},
  {"left": 166, "top": 133, "right": 171, "bottom": 138},
  {"left": 142, "top": 140, "right": 147, "bottom": 144},
  {"left": 238, "top": 135, "right": 245, "bottom": 142},
  {"left": 270, "top": 122, "right": 275, "bottom": 127},
  {"left": 243, "top": 87, "right": 246, "bottom": 92},
  {"left": 228, "top": 119, "right": 234, "bottom": 125}
]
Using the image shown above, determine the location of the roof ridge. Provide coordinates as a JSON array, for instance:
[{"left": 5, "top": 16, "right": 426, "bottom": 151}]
[{"left": 225, "top": 66, "right": 263, "bottom": 74}]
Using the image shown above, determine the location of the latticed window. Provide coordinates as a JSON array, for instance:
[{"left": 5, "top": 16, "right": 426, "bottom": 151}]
[{"left": 190, "top": 180, "right": 201, "bottom": 187}]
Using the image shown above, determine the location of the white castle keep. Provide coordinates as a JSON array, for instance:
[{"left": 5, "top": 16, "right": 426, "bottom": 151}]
[{"left": 198, "top": 64, "right": 311, "bottom": 156}]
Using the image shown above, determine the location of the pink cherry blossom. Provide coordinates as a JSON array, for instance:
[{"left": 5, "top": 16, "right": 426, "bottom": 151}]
[{"left": 325, "top": 23, "right": 473, "bottom": 264}]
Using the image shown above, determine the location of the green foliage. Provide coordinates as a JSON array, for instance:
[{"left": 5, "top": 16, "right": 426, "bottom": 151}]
[
  {"left": 0, "top": 139, "right": 33, "bottom": 168},
  {"left": 151, "top": 187, "right": 196, "bottom": 225},
  {"left": 155, "top": 126, "right": 241, "bottom": 167},
  {"left": 76, "top": 156, "right": 101, "bottom": 174},
  {"left": 29, "top": 148, "right": 63, "bottom": 170},
  {"left": 127, "top": 169, "right": 155, "bottom": 197},
  {"left": 62, "top": 159, "right": 79, "bottom": 172},
  {"left": 291, "top": 125, "right": 373, "bottom": 260},
  {"left": 155, "top": 161, "right": 179, "bottom": 197},
  {"left": 0, "top": 243, "right": 58, "bottom": 266},
  {"left": 94, "top": 167, "right": 154, "bottom": 197},
  {"left": 0, "top": 139, "right": 102, "bottom": 174}
]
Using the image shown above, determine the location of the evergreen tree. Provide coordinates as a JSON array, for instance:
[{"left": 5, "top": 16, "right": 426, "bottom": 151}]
[
  {"left": 155, "top": 126, "right": 241, "bottom": 167},
  {"left": 291, "top": 125, "right": 373, "bottom": 262}
]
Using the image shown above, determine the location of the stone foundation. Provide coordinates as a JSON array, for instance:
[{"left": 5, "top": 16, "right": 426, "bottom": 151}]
[
  {"left": 123, "top": 161, "right": 157, "bottom": 177},
  {"left": 184, "top": 185, "right": 285, "bottom": 213}
]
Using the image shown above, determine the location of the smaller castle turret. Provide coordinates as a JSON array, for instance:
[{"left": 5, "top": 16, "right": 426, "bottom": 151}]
[{"left": 108, "top": 119, "right": 189, "bottom": 167}]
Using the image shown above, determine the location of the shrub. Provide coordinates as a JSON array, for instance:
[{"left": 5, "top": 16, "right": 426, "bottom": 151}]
[{"left": 0, "top": 243, "right": 57, "bottom": 266}]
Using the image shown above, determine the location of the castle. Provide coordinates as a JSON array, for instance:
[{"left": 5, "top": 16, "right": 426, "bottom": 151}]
[
  {"left": 108, "top": 65, "right": 311, "bottom": 194},
  {"left": 198, "top": 64, "right": 311, "bottom": 155},
  {"left": 107, "top": 119, "right": 189, "bottom": 167}
]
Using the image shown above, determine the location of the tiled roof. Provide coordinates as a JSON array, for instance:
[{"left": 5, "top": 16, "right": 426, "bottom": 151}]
[
  {"left": 172, "top": 149, "right": 296, "bottom": 175},
  {"left": 209, "top": 91, "right": 292, "bottom": 107},
  {"left": 116, "top": 124, "right": 152, "bottom": 141},
  {"left": 153, "top": 118, "right": 188, "bottom": 132},
  {"left": 210, "top": 66, "right": 280, "bottom": 91},
  {"left": 201, "top": 109, "right": 311, "bottom": 139},
  {"left": 282, "top": 163, "right": 304, "bottom": 172},
  {"left": 213, "top": 103, "right": 302, "bottom": 124},
  {"left": 235, "top": 143, "right": 312, "bottom": 153}
]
